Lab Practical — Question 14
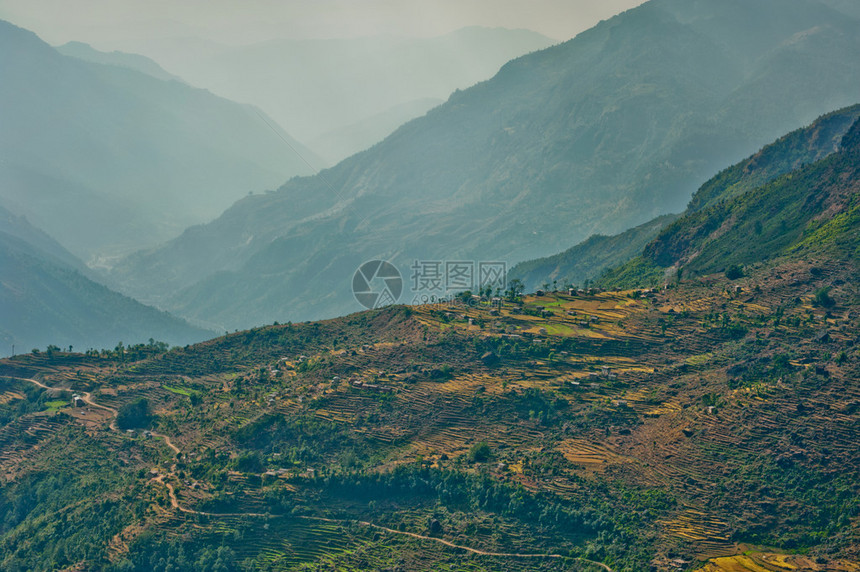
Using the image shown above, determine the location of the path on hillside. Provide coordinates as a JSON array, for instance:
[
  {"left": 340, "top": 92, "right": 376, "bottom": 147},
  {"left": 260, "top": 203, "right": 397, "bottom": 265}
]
[
  {"left": 9, "top": 375, "right": 611, "bottom": 571},
  {"left": 149, "top": 469, "right": 611, "bottom": 570},
  {"left": 11, "top": 376, "right": 177, "bottom": 452},
  {"left": 305, "top": 515, "right": 613, "bottom": 569},
  {"left": 13, "top": 376, "right": 120, "bottom": 428}
]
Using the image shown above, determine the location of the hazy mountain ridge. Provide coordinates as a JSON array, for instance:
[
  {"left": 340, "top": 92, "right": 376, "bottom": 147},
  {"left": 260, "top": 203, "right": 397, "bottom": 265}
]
[
  {"left": 0, "top": 203, "right": 215, "bottom": 356},
  {"left": 113, "top": 0, "right": 860, "bottom": 331},
  {"left": 0, "top": 204, "right": 86, "bottom": 274},
  {"left": 0, "top": 19, "right": 320, "bottom": 260},
  {"left": 308, "top": 97, "right": 445, "bottom": 166},
  {"left": 56, "top": 41, "right": 182, "bottom": 82}
]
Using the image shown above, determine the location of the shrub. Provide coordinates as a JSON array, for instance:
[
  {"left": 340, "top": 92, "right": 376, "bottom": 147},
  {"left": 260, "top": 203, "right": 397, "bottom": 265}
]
[
  {"left": 725, "top": 264, "right": 744, "bottom": 280},
  {"left": 467, "top": 441, "right": 492, "bottom": 463},
  {"left": 813, "top": 286, "right": 835, "bottom": 307}
]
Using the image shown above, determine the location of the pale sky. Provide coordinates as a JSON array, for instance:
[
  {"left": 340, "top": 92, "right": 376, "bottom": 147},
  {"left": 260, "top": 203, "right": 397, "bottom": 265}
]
[{"left": 0, "top": 0, "right": 647, "bottom": 49}]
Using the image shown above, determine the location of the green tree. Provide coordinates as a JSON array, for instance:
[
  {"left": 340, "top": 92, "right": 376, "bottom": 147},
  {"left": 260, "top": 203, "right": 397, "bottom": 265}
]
[
  {"left": 813, "top": 286, "right": 835, "bottom": 307},
  {"left": 506, "top": 279, "right": 524, "bottom": 302},
  {"left": 116, "top": 398, "right": 153, "bottom": 430},
  {"left": 467, "top": 441, "right": 492, "bottom": 463}
]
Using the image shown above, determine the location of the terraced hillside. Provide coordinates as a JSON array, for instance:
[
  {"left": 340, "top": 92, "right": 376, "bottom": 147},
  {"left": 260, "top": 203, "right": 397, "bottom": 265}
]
[
  {"left": 0, "top": 247, "right": 858, "bottom": 570},
  {"left": 1, "top": 108, "right": 859, "bottom": 572}
]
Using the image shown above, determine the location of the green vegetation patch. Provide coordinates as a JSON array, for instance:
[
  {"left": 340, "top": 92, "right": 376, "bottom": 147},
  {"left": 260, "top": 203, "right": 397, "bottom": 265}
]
[{"left": 163, "top": 385, "right": 202, "bottom": 397}]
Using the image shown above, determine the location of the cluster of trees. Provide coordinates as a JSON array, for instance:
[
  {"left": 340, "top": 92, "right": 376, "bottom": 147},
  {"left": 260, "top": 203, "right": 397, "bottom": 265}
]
[
  {"left": 116, "top": 398, "right": 153, "bottom": 430},
  {"left": 114, "top": 540, "right": 237, "bottom": 572},
  {"left": 30, "top": 339, "right": 171, "bottom": 362}
]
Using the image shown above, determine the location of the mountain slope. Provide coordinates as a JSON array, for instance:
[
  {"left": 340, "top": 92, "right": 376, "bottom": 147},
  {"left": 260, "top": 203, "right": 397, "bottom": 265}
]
[
  {"left": 3, "top": 111, "right": 860, "bottom": 563},
  {"left": 0, "top": 20, "right": 320, "bottom": 259},
  {"left": 509, "top": 214, "right": 680, "bottom": 292},
  {"left": 0, "top": 204, "right": 86, "bottom": 274},
  {"left": 598, "top": 112, "right": 860, "bottom": 288},
  {"left": 309, "top": 97, "right": 445, "bottom": 166},
  {"left": 0, "top": 210, "right": 214, "bottom": 356},
  {"left": 113, "top": 0, "right": 860, "bottom": 331},
  {"left": 513, "top": 104, "right": 860, "bottom": 291}
]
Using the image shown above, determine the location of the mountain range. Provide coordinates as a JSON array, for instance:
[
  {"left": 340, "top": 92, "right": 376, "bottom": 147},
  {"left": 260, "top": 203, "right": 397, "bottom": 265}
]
[
  {"left": 600, "top": 106, "right": 860, "bottom": 288},
  {"left": 110, "top": 0, "right": 860, "bottom": 332},
  {"left": 55, "top": 41, "right": 183, "bottom": 83},
  {"left": 0, "top": 20, "right": 320, "bottom": 261}
]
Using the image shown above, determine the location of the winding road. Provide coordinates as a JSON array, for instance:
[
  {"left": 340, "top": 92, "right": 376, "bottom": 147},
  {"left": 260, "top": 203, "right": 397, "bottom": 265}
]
[
  {"left": 145, "top": 479, "right": 612, "bottom": 570},
  {"left": 8, "top": 376, "right": 178, "bottom": 452}
]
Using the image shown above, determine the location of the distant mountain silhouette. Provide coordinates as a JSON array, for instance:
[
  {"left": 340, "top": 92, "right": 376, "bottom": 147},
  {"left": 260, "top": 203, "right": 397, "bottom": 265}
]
[
  {"left": 0, "top": 20, "right": 321, "bottom": 260},
  {"left": 56, "top": 41, "right": 182, "bottom": 82}
]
